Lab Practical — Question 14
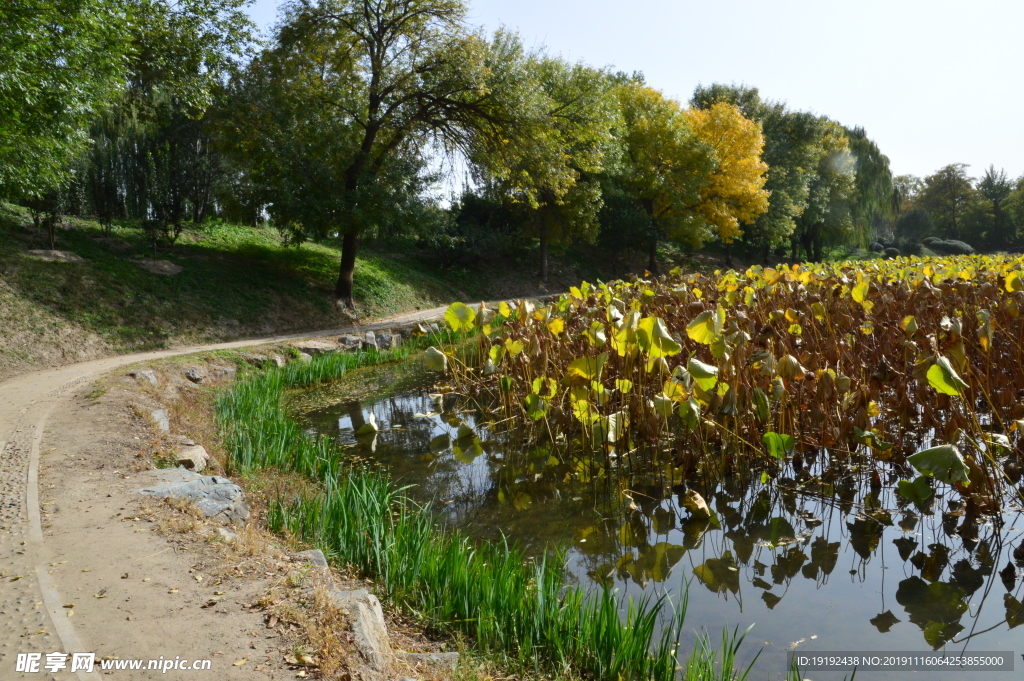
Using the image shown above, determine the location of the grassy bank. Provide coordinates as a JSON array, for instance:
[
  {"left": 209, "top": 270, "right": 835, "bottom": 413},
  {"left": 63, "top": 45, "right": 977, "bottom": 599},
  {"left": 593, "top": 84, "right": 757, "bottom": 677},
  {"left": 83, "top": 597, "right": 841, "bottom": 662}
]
[
  {"left": 216, "top": 344, "right": 763, "bottom": 681},
  {"left": 0, "top": 203, "right": 465, "bottom": 380}
]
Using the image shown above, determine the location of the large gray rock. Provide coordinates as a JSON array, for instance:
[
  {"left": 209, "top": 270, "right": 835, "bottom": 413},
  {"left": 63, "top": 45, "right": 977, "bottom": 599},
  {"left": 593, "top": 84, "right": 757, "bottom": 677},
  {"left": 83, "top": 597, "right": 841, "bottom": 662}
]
[
  {"left": 129, "top": 369, "right": 158, "bottom": 387},
  {"left": 294, "top": 549, "right": 330, "bottom": 570},
  {"left": 184, "top": 367, "right": 206, "bottom": 384},
  {"left": 292, "top": 341, "right": 337, "bottom": 356},
  {"left": 338, "top": 335, "right": 363, "bottom": 351},
  {"left": 376, "top": 331, "right": 399, "bottom": 350},
  {"left": 329, "top": 589, "right": 393, "bottom": 671},
  {"left": 150, "top": 408, "right": 170, "bottom": 432},
  {"left": 363, "top": 331, "right": 378, "bottom": 349},
  {"left": 136, "top": 469, "right": 249, "bottom": 525}
]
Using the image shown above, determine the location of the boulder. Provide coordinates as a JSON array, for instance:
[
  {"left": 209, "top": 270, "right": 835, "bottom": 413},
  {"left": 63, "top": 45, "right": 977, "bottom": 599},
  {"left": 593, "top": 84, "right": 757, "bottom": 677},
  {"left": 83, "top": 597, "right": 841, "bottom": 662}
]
[
  {"left": 136, "top": 469, "right": 250, "bottom": 525},
  {"left": 172, "top": 437, "right": 209, "bottom": 472},
  {"left": 329, "top": 589, "right": 393, "bottom": 671},
  {"left": 184, "top": 367, "right": 206, "bottom": 384},
  {"left": 208, "top": 364, "right": 237, "bottom": 382},
  {"left": 292, "top": 341, "right": 337, "bottom": 356},
  {"left": 150, "top": 408, "right": 170, "bottom": 432},
  {"left": 364, "top": 331, "right": 378, "bottom": 349},
  {"left": 377, "top": 331, "right": 400, "bottom": 349},
  {"left": 338, "top": 335, "right": 364, "bottom": 351},
  {"left": 294, "top": 548, "right": 330, "bottom": 570},
  {"left": 297, "top": 352, "right": 313, "bottom": 363},
  {"left": 269, "top": 354, "right": 286, "bottom": 368},
  {"left": 129, "top": 369, "right": 158, "bottom": 387}
]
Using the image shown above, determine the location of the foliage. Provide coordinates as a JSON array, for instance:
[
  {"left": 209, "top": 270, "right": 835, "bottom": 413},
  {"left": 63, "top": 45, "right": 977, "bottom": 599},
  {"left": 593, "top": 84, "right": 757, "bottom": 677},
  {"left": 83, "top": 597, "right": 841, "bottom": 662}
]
[
  {"left": 438, "top": 254, "right": 1024, "bottom": 515},
  {"left": 217, "top": 346, "right": 755, "bottom": 681},
  {"left": 684, "top": 103, "right": 770, "bottom": 244},
  {"left": 0, "top": 0, "right": 130, "bottom": 199}
]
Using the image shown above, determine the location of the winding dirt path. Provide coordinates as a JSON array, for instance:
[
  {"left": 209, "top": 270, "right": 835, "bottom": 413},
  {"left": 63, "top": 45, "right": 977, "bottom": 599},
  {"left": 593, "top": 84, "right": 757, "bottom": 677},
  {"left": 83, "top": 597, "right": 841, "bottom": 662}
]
[{"left": 0, "top": 305, "right": 453, "bottom": 680}]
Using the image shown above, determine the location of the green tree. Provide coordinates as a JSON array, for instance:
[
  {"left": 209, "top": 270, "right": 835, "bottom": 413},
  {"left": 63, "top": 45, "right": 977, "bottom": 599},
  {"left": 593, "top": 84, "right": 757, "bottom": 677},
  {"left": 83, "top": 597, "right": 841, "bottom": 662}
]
[
  {"left": 0, "top": 0, "right": 130, "bottom": 200},
  {"left": 614, "top": 83, "right": 713, "bottom": 274},
  {"left": 224, "top": 0, "right": 522, "bottom": 307},
  {"left": 471, "top": 56, "right": 620, "bottom": 281},
  {"left": 691, "top": 84, "right": 825, "bottom": 261},
  {"left": 845, "top": 126, "right": 897, "bottom": 247},
  {"left": 791, "top": 120, "right": 856, "bottom": 261},
  {"left": 918, "top": 164, "right": 984, "bottom": 242},
  {"left": 977, "top": 165, "right": 1015, "bottom": 248}
]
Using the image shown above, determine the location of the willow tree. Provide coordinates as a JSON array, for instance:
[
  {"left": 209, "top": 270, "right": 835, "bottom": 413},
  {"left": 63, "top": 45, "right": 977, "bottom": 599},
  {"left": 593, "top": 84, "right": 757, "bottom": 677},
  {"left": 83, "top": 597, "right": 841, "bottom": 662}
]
[
  {"left": 792, "top": 121, "right": 856, "bottom": 261},
  {"left": 225, "top": 0, "right": 522, "bottom": 307},
  {"left": 845, "top": 126, "right": 897, "bottom": 246}
]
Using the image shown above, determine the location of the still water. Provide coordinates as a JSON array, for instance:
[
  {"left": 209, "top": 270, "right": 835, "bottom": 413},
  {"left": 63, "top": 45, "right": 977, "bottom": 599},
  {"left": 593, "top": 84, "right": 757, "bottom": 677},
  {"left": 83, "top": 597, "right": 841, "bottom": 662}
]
[{"left": 289, "top": 359, "right": 1024, "bottom": 680}]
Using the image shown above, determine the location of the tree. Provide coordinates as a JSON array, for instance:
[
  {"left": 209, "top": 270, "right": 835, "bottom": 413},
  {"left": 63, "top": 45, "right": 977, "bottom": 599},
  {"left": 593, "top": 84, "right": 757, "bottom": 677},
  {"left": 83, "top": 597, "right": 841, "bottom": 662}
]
[
  {"left": 684, "top": 102, "right": 769, "bottom": 264},
  {"left": 791, "top": 120, "right": 856, "bottom": 261},
  {"left": 895, "top": 208, "right": 935, "bottom": 242},
  {"left": 0, "top": 0, "right": 129, "bottom": 200},
  {"left": 691, "top": 84, "right": 825, "bottom": 261},
  {"left": 225, "top": 0, "right": 522, "bottom": 307},
  {"left": 977, "top": 165, "right": 1015, "bottom": 248},
  {"left": 918, "top": 164, "right": 982, "bottom": 241},
  {"left": 845, "top": 127, "right": 897, "bottom": 247},
  {"left": 471, "top": 56, "right": 620, "bottom": 281},
  {"left": 614, "top": 84, "right": 713, "bottom": 274}
]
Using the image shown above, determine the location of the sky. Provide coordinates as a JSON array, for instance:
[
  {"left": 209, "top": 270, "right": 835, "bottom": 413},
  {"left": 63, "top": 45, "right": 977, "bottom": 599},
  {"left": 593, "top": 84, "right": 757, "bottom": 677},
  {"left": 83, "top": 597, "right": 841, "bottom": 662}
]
[{"left": 244, "top": 0, "right": 1024, "bottom": 181}]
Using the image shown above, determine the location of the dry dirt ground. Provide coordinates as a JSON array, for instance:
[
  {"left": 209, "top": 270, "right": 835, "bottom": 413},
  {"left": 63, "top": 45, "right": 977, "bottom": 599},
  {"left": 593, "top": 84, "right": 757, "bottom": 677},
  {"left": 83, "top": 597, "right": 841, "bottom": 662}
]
[{"left": 0, "top": 308, "right": 464, "bottom": 681}]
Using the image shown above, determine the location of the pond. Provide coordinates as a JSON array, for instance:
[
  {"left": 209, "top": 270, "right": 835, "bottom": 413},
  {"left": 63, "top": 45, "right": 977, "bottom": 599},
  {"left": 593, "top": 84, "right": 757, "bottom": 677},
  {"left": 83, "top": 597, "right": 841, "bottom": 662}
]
[{"left": 288, "top": 358, "right": 1024, "bottom": 681}]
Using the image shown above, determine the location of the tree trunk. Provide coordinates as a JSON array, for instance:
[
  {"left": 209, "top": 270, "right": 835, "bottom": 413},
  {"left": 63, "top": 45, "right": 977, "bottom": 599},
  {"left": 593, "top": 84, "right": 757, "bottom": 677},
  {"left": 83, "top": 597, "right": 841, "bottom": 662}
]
[
  {"left": 647, "top": 236, "right": 658, "bottom": 275},
  {"left": 725, "top": 242, "right": 733, "bottom": 267},
  {"left": 335, "top": 232, "right": 358, "bottom": 308},
  {"left": 539, "top": 222, "right": 549, "bottom": 282}
]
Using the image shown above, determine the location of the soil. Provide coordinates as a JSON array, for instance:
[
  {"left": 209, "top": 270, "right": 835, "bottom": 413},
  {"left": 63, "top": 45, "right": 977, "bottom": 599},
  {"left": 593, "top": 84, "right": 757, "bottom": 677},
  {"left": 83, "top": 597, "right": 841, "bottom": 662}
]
[{"left": 0, "top": 306, "right": 459, "bottom": 681}]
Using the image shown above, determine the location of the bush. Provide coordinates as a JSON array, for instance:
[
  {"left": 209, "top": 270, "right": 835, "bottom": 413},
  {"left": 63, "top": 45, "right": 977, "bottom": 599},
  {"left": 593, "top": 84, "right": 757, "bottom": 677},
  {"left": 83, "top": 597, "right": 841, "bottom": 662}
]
[
  {"left": 869, "top": 241, "right": 884, "bottom": 253},
  {"left": 900, "top": 242, "right": 923, "bottom": 256},
  {"left": 883, "top": 247, "right": 900, "bottom": 258},
  {"left": 929, "top": 239, "right": 975, "bottom": 255},
  {"left": 922, "top": 236, "right": 941, "bottom": 246}
]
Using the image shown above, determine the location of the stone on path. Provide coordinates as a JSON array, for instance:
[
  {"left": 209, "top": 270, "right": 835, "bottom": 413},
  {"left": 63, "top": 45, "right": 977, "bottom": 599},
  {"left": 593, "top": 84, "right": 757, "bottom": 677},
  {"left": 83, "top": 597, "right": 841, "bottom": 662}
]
[
  {"left": 329, "top": 589, "right": 394, "bottom": 671},
  {"left": 136, "top": 469, "right": 250, "bottom": 525},
  {"left": 338, "top": 335, "right": 363, "bottom": 351},
  {"left": 171, "top": 436, "right": 209, "bottom": 472},
  {"left": 150, "top": 408, "right": 170, "bottom": 432}
]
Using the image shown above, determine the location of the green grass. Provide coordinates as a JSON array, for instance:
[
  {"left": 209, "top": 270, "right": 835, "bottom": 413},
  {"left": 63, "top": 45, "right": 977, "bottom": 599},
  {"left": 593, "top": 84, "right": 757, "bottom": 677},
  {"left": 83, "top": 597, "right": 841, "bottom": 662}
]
[
  {"left": 216, "top": 344, "right": 760, "bottom": 681},
  {"left": 0, "top": 203, "right": 469, "bottom": 378}
]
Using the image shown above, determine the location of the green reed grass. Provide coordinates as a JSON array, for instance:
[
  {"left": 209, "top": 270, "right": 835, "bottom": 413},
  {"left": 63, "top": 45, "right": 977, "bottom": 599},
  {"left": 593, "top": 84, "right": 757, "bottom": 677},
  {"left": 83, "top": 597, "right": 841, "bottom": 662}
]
[{"left": 216, "top": 342, "right": 759, "bottom": 681}]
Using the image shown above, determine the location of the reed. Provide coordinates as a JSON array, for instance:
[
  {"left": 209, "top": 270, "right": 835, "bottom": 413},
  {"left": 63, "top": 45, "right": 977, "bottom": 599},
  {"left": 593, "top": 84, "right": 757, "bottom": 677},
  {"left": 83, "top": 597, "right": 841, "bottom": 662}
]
[{"left": 217, "top": 341, "right": 760, "bottom": 681}]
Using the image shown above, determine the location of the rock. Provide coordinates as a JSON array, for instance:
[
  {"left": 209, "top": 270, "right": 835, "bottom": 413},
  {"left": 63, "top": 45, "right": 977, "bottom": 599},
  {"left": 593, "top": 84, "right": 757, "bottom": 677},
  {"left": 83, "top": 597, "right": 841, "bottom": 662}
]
[
  {"left": 150, "top": 408, "right": 170, "bottom": 432},
  {"left": 329, "top": 589, "right": 393, "bottom": 670},
  {"left": 294, "top": 549, "right": 330, "bottom": 570},
  {"left": 136, "top": 469, "right": 250, "bottom": 525},
  {"left": 27, "top": 250, "right": 87, "bottom": 263},
  {"left": 129, "top": 369, "right": 158, "bottom": 387},
  {"left": 174, "top": 443, "right": 209, "bottom": 472},
  {"left": 292, "top": 341, "right": 336, "bottom": 356},
  {"left": 269, "top": 354, "right": 286, "bottom": 368},
  {"left": 338, "top": 335, "right": 363, "bottom": 351},
  {"left": 376, "top": 331, "right": 398, "bottom": 349},
  {"left": 244, "top": 354, "right": 269, "bottom": 367},
  {"left": 297, "top": 352, "right": 313, "bottom": 363},
  {"left": 396, "top": 652, "right": 459, "bottom": 669},
  {"left": 216, "top": 527, "right": 238, "bottom": 542},
  {"left": 184, "top": 367, "right": 206, "bottom": 384},
  {"left": 208, "top": 364, "right": 237, "bottom": 382},
  {"left": 364, "top": 331, "right": 378, "bottom": 348},
  {"left": 134, "top": 259, "right": 183, "bottom": 276}
]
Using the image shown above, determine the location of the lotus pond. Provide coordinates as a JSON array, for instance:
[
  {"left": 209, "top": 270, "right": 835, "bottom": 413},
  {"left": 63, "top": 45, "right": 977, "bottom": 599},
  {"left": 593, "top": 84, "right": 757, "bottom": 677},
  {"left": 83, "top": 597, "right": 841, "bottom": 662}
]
[{"left": 289, "top": 355, "right": 1024, "bottom": 680}]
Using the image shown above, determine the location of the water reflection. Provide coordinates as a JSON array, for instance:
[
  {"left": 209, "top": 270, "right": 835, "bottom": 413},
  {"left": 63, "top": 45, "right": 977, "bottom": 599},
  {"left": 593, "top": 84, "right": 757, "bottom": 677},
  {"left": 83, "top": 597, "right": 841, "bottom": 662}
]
[{"left": 290, "top": 362, "right": 1024, "bottom": 680}]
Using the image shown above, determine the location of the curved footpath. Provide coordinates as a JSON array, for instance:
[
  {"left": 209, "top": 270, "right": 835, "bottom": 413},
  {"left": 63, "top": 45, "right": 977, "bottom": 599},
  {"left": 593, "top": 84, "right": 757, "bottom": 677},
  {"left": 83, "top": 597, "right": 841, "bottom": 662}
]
[{"left": 0, "top": 305, "right": 452, "bottom": 680}]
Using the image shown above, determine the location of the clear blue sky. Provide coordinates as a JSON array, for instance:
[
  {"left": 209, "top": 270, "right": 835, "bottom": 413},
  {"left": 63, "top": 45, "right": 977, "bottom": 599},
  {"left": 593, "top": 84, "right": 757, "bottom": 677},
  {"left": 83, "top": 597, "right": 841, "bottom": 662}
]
[{"left": 245, "top": 0, "right": 1024, "bottom": 181}]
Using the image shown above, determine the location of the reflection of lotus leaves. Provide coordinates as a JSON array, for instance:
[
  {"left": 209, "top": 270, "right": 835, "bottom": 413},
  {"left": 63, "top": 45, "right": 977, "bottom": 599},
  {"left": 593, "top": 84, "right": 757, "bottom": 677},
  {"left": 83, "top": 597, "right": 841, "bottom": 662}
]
[
  {"left": 808, "top": 536, "right": 840, "bottom": 577},
  {"left": 771, "top": 547, "right": 806, "bottom": 585},
  {"left": 429, "top": 434, "right": 451, "bottom": 453},
  {"left": 893, "top": 536, "right": 918, "bottom": 562},
  {"left": 617, "top": 513, "right": 649, "bottom": 547},
  {"left": 869, "top": 610, "right": 901, "bottom": 633},
  {"left": 588, "top": 564, "right": 615, "bottom": 588},
  {"left": 681, "top": 517, "right": 711, "bottom": 549},
  {"left": 726, "top": 529, "right": 754, "bottom": 564},
  {"left": 766, "top": 517, "right": 796, "bottom": 546},
  {"left": 1005, "top": 594, "right": 1024, "bottom": 629},
  {"left": 638, "top": 542, "right": 686, "bottom": 583},
  {"left": 847, "top": 518, "right": 884, "bottom": 559},
  {"left": 453, "top": 439, "right": 483, "bottom": 464},
  {"left": 693, "top": 551, "right": 740, "bottom": 595},
  {"left": 652, "top": 507, "right": 676, "bottom": 535},
  {"left": 761, "top": 592, "right": 781, "bottom": 610},
  {"left": 951, "top": 559, "right": 984, "bottom": 595},
  {"left": 895, "top": 576, "right": 968, "bottom": 649}
]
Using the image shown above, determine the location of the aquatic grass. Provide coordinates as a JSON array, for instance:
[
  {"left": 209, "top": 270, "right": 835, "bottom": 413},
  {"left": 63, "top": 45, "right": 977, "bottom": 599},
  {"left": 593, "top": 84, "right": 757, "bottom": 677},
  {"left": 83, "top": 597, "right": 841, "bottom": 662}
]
[{"left": 217, "top": 344, "right": 760, "bottom": 681}]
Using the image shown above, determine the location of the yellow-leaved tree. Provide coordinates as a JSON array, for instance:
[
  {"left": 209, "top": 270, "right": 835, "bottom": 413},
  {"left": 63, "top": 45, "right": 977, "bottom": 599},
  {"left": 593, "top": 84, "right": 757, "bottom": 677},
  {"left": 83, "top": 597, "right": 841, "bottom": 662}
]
[{"left": 685, "top": 102, "right": 770, "bottom": 256}]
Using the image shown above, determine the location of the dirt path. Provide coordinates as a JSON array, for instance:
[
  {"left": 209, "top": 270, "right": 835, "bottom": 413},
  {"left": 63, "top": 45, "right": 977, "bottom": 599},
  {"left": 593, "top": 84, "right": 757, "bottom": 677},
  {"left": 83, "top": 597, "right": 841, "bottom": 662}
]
[{"left": 0, "top": 304, "right": 456, "bottom": 680}]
